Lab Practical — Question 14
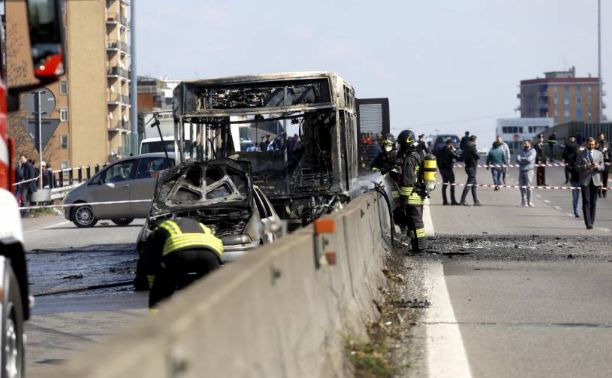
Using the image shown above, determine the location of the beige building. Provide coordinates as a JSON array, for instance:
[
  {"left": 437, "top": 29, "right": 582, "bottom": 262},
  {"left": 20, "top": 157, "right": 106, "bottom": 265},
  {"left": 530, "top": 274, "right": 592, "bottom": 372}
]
[
  {"left": 518, "top": 67, "right": 603, "bottom": 125},
  {"left": 7, "top": 0, "right": 132, "bottom": 170}
]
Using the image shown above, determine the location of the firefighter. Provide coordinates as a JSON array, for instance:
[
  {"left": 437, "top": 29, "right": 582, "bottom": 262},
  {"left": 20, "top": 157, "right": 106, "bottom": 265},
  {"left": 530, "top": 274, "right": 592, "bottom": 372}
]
[
  {"left": 396, "top": 129, "right": 435, "bottom": 252},
  {"left": 142, "top": 217, "right": 224, "bottom": 308},
  {"left": 371, "top": 134, "right": 397, "bottom": 173}
]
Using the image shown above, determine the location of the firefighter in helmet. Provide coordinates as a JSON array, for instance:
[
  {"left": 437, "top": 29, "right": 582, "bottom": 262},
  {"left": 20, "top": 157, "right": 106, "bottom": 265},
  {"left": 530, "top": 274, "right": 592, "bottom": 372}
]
[
  {"left": 371, "top": 133, "right": 397, "bottom": 173},
  {"left": 395, "top": 129, "right": 437, "bottom": 252},
  {"left": 142, "top": 217, "right": 224, "bottom": 308}
]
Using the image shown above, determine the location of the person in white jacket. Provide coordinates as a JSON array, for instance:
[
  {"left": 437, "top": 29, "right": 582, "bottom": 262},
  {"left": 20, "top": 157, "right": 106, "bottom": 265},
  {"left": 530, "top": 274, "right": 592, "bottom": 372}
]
[{"left": 516, "top": 140, "right": 536, "bottom": 207}]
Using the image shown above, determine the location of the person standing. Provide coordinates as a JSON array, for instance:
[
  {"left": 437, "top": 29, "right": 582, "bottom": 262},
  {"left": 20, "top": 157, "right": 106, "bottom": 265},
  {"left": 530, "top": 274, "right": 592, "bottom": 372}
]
[
  {"left": 486, "top": 140, "right": 506, "bottom": 191},
  {"left": 396, "top": 129, "right": 428, "bottom": 252},
  {"left": 577, "top": 137, "right": 605, "bottom": 229},
  {"left": 417, "top": 133, "right": 429, "bottom": 156},
  {"left": 562, "top": 137, "right": 581, "bottom": 217},
  {"left": 596, "top": 132, "right": 609, "bottom": 198},
  {"left": 547, "top": 131, "right": 557, "bottom": 159},
  {"left": 516, "top": 140, "right": 536, "bottom": 207},
  {"left": 460, "top": 131, "right": 470, "bottom": 151},
  {"left": 436, "top": 139, "right": 460, "bottom": 205},
  {"left": 496, "top": 136, "right": 511, "bottom": 185},
  {"left": 41, "top": 161, "right": 57, "bottom": 189},
  {"left": 371, "top": 134, "right": 397, "bottom": 173},
  {"left": 17, "top": 155, "right": 37, "bottom": 216},
  {"left": 562, "top": 136, "right": 579, "bottom": 184},
  {"left": 460, "top": 135, "right": 481, "bottom": 206},
  {"left": 535, "top": 134, "right": 547, "bottom": 186},
  {"left": 141, "top": 217, "right": 224, "bottom": 308}
]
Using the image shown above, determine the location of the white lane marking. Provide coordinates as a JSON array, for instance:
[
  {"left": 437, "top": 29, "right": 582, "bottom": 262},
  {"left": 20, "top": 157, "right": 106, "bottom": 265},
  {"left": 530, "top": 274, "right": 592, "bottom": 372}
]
[
  {"left": 553, "top": 206, "right": 562, "bottom": 210},
  {"left": 23, "top": 220, "right": 71, "bottom": 234},
  {"left": 423, "top": 199, "right": 435, "bottom": 237},
  {"left": 543, "top": 199, "right": 551, "bottom": 204},
  {"left": 566, "top": 213, "right": 574, "bottom": 217},
  {"left": 424, "top": 261, "right": 472, "bottom": 378},
  {"left": 535, "top": 194, "right": 541, "bottom": 198},
  {"left": 597, "top": 227, "right": 611, "bottom": 232}
]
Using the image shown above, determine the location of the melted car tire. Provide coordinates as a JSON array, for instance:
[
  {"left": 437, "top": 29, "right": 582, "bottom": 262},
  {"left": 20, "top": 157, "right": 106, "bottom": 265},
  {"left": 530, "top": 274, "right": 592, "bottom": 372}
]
[
  {"left": 72, "top": 205, "right": 98, "bottom": 228},
  {"left": 111, "top": 218, "right": 134, "bottom": 226},
  {"left": 2, "top": 265, "right": 25, "bottom": 378}
]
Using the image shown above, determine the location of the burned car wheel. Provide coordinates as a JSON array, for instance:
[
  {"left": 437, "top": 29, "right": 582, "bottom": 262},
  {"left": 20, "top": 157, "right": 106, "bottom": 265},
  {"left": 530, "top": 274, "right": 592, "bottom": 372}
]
[
  {"left": 111, "top": 218, "right": 134, "bottom": 226},
  {"left": 72, "top": 205, "right": 98, "bottom": 228}
]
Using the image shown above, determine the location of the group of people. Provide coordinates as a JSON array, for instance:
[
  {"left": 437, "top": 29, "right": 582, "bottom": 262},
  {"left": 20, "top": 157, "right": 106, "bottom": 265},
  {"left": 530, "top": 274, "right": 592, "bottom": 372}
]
[{"left": 14, "top": 153, "right": 58, "bottom": 216}]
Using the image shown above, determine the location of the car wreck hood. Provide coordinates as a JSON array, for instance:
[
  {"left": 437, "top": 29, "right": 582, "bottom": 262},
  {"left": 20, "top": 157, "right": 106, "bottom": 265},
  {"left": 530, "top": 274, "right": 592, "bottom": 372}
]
[{"left": 150, "top": 158, "right": 253, "bottom": 218}]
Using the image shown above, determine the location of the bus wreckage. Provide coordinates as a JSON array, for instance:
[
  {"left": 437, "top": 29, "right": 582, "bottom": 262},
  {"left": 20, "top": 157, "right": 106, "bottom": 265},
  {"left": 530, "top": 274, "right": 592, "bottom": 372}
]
[{"left": 171, "top": 72, "right": 367, "bottom": 226}]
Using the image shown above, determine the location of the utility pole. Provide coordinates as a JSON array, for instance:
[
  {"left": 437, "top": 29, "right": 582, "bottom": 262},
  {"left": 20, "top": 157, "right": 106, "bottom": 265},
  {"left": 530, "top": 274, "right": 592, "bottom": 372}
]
[
  {"left": 130, "top": 0, "right": 138, "bottom": 154},
  {"left": 598, "top": 0, "right": 603, "bottom": 123}
]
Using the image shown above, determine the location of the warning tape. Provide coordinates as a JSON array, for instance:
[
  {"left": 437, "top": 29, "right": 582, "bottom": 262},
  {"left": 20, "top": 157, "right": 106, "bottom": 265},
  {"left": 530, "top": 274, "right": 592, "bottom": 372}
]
[
  {"left": 19, "top": 199, "right": 150, "bottom": 211},
  {"left": 440, "top": 182, "right": 609, "bottom": 191},
  {"left": 453, "top": 162, "right": 612, "bottom": 168}
]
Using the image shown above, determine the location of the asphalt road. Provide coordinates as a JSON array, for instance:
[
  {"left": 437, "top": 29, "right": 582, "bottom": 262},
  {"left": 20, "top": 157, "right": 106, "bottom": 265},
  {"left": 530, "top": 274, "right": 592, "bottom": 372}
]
[
  {"left": 406, "top": 163, "right": 612, "bottom": 378},
  {"left": 18, "top": 163, "right": 612, "bottom": 377},
  {"left": 21, "top": 216, "right": 148, "bottom": 377}
]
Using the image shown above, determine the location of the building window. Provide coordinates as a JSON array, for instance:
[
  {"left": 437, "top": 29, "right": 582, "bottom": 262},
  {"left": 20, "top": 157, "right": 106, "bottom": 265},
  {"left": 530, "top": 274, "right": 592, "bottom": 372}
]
[
  {"left": 564, "top": 110, "right": 570, "bottom": 117},
  {"left": 61, "top": 134, "right": 69, "bottom": 149},
  {"left": 60, "top": 108, "right": 68, "bottom": 122},
  {"left": 59, "top": 81, "right": 68, "bottom": 95},
  {"left": 61, "top": 160, "right": 69, "bottom": 169}
]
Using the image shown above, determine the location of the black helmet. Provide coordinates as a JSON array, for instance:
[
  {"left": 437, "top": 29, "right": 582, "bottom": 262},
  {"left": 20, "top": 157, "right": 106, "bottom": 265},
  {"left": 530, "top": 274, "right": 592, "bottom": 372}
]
[
  {"left": 382, "top": 133, "right": 396, "bottom": 147},
  {"left": 397, "top": 130, "right": 417, "bottom": 150}
]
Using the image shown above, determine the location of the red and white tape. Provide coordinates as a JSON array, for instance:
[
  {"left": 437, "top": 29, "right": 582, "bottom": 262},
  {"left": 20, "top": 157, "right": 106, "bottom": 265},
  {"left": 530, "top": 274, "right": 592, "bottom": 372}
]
[
  {"left": 453, "top": 162, "right": 611, "bottom": 169},
  {"left": 440, "top": 182, "right": 610, "bottom": 191}
]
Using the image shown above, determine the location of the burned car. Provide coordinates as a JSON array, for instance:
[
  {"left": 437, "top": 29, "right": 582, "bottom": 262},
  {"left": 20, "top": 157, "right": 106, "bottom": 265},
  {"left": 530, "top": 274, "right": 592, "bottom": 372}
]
[{"left": 135, "top": 159, "right": 284, "bottom": 268}]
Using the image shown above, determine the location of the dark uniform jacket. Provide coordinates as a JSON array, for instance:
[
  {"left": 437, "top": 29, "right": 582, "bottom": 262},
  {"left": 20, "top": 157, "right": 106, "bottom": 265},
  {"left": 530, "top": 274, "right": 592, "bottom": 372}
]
[
  {"left": 398, "top": 150, "right": 425, "bottom": 205},
  {"left": 371, "top": 150, "right": 397, "bottom": 173},
  {"left": 436, "top": 147, "right": 459, "bottom": 170},
  {"left": 535, "top": 142, "right": 547, "bottom": 164},
  {"left": 143, "top": 218, "right": 223, "bottom": 277},
  {"left": 461, "top": 143, "right": 479, "bottom": 168}
]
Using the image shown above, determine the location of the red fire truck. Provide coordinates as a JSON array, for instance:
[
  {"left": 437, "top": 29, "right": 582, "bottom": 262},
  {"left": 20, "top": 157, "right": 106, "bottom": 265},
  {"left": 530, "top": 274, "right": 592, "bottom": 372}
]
[{"left": 1, "top": 1, "right": 64, "bottom": 376}]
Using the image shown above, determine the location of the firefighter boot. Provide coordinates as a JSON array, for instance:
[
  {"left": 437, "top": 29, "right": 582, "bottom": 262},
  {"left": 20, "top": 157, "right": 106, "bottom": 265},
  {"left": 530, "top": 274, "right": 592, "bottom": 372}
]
[{"left": 411, "top": 236, "right": 427, "bottom": 253}]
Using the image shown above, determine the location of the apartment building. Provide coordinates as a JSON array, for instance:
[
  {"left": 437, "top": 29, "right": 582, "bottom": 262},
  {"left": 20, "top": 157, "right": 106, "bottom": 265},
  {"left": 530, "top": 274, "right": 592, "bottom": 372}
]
[
  {"left": 518, "top": 67, "right": 603, "bottom": 125},
  {"left": 6, "top": 0, "right": 132, "bottom": 170}
]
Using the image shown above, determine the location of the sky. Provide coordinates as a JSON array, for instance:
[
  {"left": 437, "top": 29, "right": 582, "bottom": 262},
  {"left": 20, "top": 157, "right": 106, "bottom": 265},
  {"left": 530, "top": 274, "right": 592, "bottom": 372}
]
[{"left": 136, "top": 0, "right": 612, "bottom": 143}]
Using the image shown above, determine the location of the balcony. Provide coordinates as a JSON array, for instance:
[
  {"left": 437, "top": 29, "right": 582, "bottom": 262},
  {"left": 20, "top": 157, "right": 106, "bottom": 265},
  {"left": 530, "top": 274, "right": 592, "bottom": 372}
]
[
  {"left": 106, "top": 41, "right": 129, "bottom": 53},
  {"left": 106, "top": 12, "right": 119, "bottom": 23},
  {"left": 107, "top": 66, "right": 129, "bottom": 78},
  {"left": 121, "top": 95, "right": 130, "bottom": 104},
  {"left": 120, "top": 15, "right": 130, "bottom": 27},
  {"left": 108, "top": 121, "right": 130, "bottom": 133}
]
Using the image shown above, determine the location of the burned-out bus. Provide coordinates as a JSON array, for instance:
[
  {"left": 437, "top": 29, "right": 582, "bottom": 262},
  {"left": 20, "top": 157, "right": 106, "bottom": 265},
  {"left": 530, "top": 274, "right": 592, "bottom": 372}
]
[{"left": 172, "top": 72, "right": 361, "bottom": 225}]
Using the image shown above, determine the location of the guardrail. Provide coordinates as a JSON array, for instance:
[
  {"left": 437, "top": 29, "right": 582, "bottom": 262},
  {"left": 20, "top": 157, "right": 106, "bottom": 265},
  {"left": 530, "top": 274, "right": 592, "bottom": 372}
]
[
  {"left": 22, "top": 164, "right": 108, "bottom": 203},
  {"left": 41, "top": 191, "right": 392, "bottom": 377}
]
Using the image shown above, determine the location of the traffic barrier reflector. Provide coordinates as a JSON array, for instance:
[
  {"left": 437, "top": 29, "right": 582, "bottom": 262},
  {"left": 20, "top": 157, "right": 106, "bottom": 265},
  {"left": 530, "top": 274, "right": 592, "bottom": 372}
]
[
  {"left": 325, "top": 251, "right": 337, "bottom": 266},
  {"left": 314, "top": 218, "right": 336, "bottom": 235}
]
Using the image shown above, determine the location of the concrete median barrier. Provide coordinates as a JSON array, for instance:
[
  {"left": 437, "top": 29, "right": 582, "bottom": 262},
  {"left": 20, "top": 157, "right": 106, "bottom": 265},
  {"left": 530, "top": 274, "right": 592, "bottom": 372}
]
[{"left": 41, "top": 191, "right": 392, "bottom": 378}]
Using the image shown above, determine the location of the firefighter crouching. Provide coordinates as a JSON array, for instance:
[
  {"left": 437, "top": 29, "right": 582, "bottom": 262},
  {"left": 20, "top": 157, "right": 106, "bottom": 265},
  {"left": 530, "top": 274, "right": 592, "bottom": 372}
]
[
  {"left": 395, "top": 129, "right": 436, "bottom": 253},
  {"left": 142, "top": 217, "right": 224, "bottom": 308}
]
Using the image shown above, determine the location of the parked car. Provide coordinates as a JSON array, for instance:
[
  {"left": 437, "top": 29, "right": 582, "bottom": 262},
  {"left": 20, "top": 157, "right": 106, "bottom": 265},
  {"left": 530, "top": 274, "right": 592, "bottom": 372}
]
[
  {"left": 135, "top": 158, "right": 284, "bottom": 267},
  {"left": 432, "top": 134, "right": 461, "bottom": 155},
  {"left": 64, "top": 153, "right": 175, "bottom": 227}
]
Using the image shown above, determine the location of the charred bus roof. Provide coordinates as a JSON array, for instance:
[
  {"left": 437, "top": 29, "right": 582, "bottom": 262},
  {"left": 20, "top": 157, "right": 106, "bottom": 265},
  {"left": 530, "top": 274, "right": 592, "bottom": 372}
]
[{"left": 173, "top": 71, "right": 354, "bottom": 118}]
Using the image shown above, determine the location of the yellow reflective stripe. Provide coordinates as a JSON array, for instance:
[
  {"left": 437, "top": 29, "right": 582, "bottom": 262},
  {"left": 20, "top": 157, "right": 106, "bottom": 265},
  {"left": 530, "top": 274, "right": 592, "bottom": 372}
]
[
  {"left": 147, "top": 275, "right": 155, "bottom": 289},
  {"left": 159, "top": 220, "right": 181, "bottom": 236},
  {"left": 415, "top": 228, "right": 426, "bottom": 237},
  {"left": 163, "top": 233, "right": 223, "bottom": 257},
  {"left": 400, "top": 186, "right": 414, "bottom": 196},
  {"left": 391, "top": 190, "right": 400, "bottom": 199},
  {"left": 199, "top": 224, "right": 212, "bottom": 234},
  {"left": 424, "top": 160, "right": 437, "bottom": 169}
]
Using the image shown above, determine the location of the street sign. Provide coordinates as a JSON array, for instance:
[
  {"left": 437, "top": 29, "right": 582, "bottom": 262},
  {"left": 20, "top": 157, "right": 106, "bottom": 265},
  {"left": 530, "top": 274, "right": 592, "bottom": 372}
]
[
  {"left": 24, "top": 88, "right": 56, "bottom": 115},
  {"left": 21, "top": 118, "right": 60, "bottom": 152}
]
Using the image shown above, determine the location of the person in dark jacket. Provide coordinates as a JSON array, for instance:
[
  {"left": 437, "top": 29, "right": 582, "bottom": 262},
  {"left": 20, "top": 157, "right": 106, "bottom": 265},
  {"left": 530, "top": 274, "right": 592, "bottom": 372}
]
[
  {"left": 17, "top": 155, "right": 37, "bottom": 216},
  {"left": 562, "top": 136, "right": 579, "bottom": 184},
  {"left": 535, "top": 134, "right": 547, "bottom": 186},
  {"left": 371, "top": 134, "right": 397, "bottom": 173},
  {"left": 41, "top": 161, "right": 57, "bottom": 189},
  {"left": 436, "top": 139, "right": 460, "bottom": 205},
  {"left": 460, "top": 135, "right": 481, "bottom": 206},
  {"left": 142, "top": 217, "right": 224, "bottom": 308},
  {"left": 460, "top": 131, "right": 470, "bottom": 151}
]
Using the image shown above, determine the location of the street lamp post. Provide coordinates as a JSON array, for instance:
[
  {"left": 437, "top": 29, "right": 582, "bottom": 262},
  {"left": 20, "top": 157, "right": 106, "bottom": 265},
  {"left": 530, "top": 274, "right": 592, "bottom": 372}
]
[{"left": 598, "top": 0, "right": 603, "bottom": 123}]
